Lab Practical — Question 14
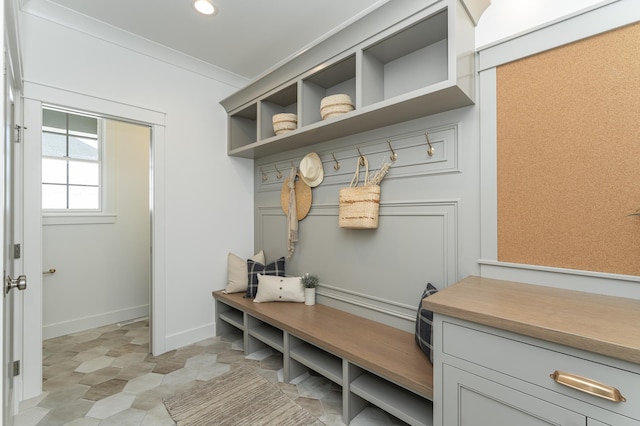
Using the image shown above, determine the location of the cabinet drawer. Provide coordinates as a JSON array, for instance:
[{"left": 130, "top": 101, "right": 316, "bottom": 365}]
[{"left": 442, "top": 321, "right": 640, "bottom": 419}]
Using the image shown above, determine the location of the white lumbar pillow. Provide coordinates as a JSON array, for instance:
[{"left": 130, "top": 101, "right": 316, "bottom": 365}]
[
  {"left": 224, "top": 250, "right": 265, "bottom": 294},
  {"left": 253, "top": 274, "right": 303, "bottom": 303}
]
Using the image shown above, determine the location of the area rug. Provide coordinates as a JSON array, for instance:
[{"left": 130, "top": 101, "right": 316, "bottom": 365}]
[{"left": 163, "top": 365, "right": 324, "bottom": 426}]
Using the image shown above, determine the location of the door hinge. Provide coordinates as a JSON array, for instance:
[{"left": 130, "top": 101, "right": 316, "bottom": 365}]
[
  {"left": 12, "top": 360, "right": 20, "bottom": 377},
  {"left": 13, "top": 243, "right": 20, "bottom": 259},
  {"left": 14, "top": 125, "right": 26, "bottom": 143}
]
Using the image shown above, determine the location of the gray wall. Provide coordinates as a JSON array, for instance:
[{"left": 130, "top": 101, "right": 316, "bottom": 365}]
[{"left": 255, "top": 106, "right": 480, "bottom": 332}]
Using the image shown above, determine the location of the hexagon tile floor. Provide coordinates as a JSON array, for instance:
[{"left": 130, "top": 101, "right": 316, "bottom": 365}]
[{"left": 13, "top": 320, "right": 408, "bottom": 425}]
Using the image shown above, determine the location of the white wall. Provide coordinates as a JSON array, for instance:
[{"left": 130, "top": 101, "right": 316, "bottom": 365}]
[
  {"left": 42, "top": 119, "right": 151, "bottom": 339},
  {"left": 475, "top": 0, "right": 604, "bottom": 47},
  {"left": 19, "top": 9, "right": 254, "bottom": 350}
]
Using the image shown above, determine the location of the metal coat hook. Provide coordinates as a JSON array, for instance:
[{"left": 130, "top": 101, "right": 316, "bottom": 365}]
[
  {"left": 425, "top": 132, "right": 435, "bottom": 157},
  {"left": 260, "top": 168, "right": 268, "bottom": 182},
  {"left": 274, "top": 164, "right": 283, "bottom": 180},
  {"left": 331, "top": 152, "right": 341, "bottom": 171},
  {"left": 387, "top": 140, "right": 398, "bottom": 162},
  {"left": 356, "top": 147, "right": 365, "bottom": 166}
]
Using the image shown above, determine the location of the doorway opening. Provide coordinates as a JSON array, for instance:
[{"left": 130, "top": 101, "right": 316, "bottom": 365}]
[
  {"left": 20, "top": 84, "right": 167, "bottom": 402},
  {"left": 40, "top": 108, "right": 152, "bottom": 342}
]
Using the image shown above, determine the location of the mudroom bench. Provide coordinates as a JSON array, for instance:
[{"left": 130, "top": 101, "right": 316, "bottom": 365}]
[{"left": 212, "top": 290, "right": 433, "bottom": 426}]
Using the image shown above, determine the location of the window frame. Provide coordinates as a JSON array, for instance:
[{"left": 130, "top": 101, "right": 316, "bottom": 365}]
[{"left": 41, "top": 107, "right": 116, "bottom": 225}]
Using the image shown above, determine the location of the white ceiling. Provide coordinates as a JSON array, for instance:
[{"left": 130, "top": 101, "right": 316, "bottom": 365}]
[{"left": 31, "top": 0, "right": 387, "bottom": 80}]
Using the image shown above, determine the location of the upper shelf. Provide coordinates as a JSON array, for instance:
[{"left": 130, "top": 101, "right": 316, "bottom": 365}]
[{"left": 222, "top": 0, "right": 484, "bottom": 159}]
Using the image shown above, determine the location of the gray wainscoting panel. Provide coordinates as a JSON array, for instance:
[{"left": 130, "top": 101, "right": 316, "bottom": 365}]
[
  {"left": 254, "top": 108, "right": 479, "bottom": 332},
  {"left": 257, "top": 201, "right": 457, "bottom": 332}
]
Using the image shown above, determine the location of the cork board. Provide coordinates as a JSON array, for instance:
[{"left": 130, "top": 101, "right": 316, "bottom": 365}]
[{"left": 497, "top": 22, "right": 640, "bottom": 276}]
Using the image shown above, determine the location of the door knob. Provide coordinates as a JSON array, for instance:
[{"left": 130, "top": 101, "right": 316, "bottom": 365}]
[{"left": 5, "top": 274, "right": 27, "bottom": 294}]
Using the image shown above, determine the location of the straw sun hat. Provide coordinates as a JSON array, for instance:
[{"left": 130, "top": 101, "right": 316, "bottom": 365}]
[
  {"left": 280, "top": 174, "right": 312, "bottom": 221},
  {"left": 298, "top": 152, "right": 324, "bottom": 188}
]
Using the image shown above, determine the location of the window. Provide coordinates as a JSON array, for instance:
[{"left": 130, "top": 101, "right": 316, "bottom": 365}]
[{"left": 42, "top": 108, "right": 101, "bottom": 211}]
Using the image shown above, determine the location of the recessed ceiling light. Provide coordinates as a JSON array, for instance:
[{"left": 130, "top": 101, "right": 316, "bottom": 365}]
[{"left": 194, "top": 0, "right": 216, "bottom": 15}]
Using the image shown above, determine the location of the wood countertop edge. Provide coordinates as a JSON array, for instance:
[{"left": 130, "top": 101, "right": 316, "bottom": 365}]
[
  {"left": 424, "top": 303, "right": 640, "bottom": 364},
  {"left": 421, "top": 277, "right": 640, "bottom": 365}
]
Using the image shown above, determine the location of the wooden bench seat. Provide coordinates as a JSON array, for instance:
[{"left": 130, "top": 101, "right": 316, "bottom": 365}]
[{"left": 212, "top": 290, "right": 433, "bottom": 400}]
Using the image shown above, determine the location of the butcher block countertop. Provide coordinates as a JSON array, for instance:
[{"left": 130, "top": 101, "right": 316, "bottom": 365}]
[{"left": 422, "top": 275, "right": 640, "bottom": 365}]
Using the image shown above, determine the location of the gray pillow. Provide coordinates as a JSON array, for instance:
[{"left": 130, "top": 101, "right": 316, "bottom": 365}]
[{"left": 415, "top": 283, "right": 438, "bottom": 362}]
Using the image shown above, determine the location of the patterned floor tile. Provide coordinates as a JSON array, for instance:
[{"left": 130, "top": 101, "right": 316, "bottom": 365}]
[
  {"left": 123, "top": 372, "right": 164, "bottom": 394},
  {"left": 78, "top": 366, "right": 122, "bottom": 386},
  {"left": 85, "top": 392, "right": 135, "bottom": 420},
  {"left": 42, "top": 372, "right": 84, "bottom": 392},
  {"left": 151, "top": 359, "right": 185, "bottom": 375},
  {"left": 36, "top": 399, "right": 93, "bottom": 426},
  {"left": 111, "top": 352, "right": 148, "bottom": 368},
  {"left": 75, "top": 356, "right": 115, "bottom": 373},
  {"left": 107, "top": 343, "right": 143, "bottom": 357},
  {"left": 15, "top": 320, "right": 410, "bottom": 425},
  {"left": 38, "top": 384, "right": 89, "bottom": 409},
  {"left": 83, "top": 378, "right": 128, "bottom": 401},
  {"left": 97, "top": 407, "right": 147, "bottom": 425},
  {"left": 43, "top": 361, "right": 82, "bottom": 380},
  {"left": 141, "top": 404, "right": 175, "bottom": 426},
  {"left": 160, "top": 367, "right": 198, "bottom": 386},
  {"left": 116, "top": 362, "right": 156, "bottom": 381},
  {"left": 12, "top": 406, "right": 49, "bottom": 426}
]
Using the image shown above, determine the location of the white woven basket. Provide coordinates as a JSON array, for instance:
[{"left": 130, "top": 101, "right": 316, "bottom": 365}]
[
  {"left": 272, "top": 113, "right": 297, "bottom": 135},
  {"left": 320, "top": 94, "right": 354, "bottom": 120}
]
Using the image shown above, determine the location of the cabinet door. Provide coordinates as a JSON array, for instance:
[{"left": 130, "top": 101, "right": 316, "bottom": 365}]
[{"left": 443, "top": 365, "right": 584, "bottom": 426}]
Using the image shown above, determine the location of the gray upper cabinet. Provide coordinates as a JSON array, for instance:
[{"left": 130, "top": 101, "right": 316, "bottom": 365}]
[{"left": 220, "top": 0, "right": 488, "bottom": 159}]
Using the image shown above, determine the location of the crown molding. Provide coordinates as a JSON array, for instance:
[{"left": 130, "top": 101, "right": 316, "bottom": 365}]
[{"left": 20, "top": 0, "right": 250, "bottom": 89}]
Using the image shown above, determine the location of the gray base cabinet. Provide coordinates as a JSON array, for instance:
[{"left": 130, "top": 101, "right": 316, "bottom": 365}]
[
  {"left": 443, "top": 365, "right": 584, "bottom": 425},
  {"left": 434, "top": 316, "right": 640, "bottom": 426}
]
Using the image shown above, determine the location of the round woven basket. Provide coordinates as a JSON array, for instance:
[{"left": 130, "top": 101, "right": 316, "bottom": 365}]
[
  {"left": 320, "top": 94, "right": 354, "bottom": 120},
  {"left": 272, "top": 113, "right": 297, "bottom": 135}
]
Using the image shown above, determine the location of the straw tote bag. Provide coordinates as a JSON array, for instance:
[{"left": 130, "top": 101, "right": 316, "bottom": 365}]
[{"left": 338, "top": 156, "right": 380, "bottom": 229}]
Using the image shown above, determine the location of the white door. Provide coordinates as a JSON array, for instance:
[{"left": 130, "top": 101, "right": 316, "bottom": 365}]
[{"left": 3, "top": 71, "right": 24, "bottom": 426}]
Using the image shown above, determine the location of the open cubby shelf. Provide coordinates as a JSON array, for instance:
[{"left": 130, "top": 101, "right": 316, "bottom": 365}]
[
  {"left": 289, "top": 340, "right": 343, "bottom": 385},
  {"left": 351, "top": 372, "right": 434, "bottom": 426},
  {"left": 248, "top": 322, "right": 284, "bottom": 351},
  {"left": 218, "top": 309, "right": 243, "bottom": 330},
  {"left": 214, "top": 291, "right": 433, "bottom": 426},
  {"left": 222, "top": 0, "right": 476, "bottom": 159}
]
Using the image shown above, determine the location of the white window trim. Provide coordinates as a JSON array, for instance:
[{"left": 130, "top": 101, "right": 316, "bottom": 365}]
[
  {"left": 42, "top": 118, "right": 117, "bottom": 224},
  {"left": 42, "top": 213, "right": 117, "bottom": 226}
]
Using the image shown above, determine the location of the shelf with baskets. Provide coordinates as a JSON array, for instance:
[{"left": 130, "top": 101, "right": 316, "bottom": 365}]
[{"left": 222, "top": 0, "right": 480, "bottom": 159}]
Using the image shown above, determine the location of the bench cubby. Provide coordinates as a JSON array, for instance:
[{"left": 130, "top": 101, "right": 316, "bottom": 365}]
[
  {"left": 289, "top": 336, "right": 343, "bottom": 386},
  {"left": 213, "top": 290, "right": 433, "bottom": 425}
]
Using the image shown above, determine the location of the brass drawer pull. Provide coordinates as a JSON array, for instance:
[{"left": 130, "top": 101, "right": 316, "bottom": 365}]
[{"left": 550, "top": 370, "right": 626, "bottom": 403}]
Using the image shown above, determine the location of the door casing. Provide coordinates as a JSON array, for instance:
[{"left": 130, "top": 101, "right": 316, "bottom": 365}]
[{"left": 20, "top": 82, "right": 167, "bottom": 400}]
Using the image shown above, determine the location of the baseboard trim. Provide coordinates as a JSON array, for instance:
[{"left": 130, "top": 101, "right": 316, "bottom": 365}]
[
  {"left": 43, "top": 304, "right": 150, "bottom": 340},
  {"left": 164, "top": 322, "right": 216, "bottom": 353}
]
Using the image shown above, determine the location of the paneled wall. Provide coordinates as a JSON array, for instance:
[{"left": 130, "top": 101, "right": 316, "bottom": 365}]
[{"left": 255, "top": 106, "right": 480, "bottom": 332}]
